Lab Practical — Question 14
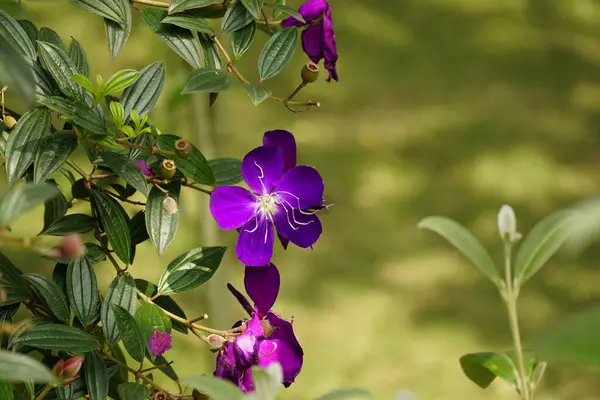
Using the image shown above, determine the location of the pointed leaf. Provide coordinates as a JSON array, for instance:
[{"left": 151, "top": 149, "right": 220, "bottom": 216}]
[
  {"left": 181, "top": 375, "right": 243, "bottom": 400},
  {"left": 146, "top": 183, "right": 180, "bottom": 254},
  {"left": 95, "top": 152, "right": 148, "bottom": 195},
  {"left": 242, "top": 83, "right": 270, "bottom": 106},
  {"left": 157, "top": 134, "right": 214, "bottom": 185},
  {"left": 136, "top": 303, "right": 172, "bottom": 347},
  {"left": 43, "top": 214, "right": 96, "bottom": 236},
  {"left": 157, "top": 247, "right": 225, "bottom": 295},
  {"left": 37, "top": 41, "right": 85, "bottom": 101},
  {"left": 102, "top": 69, "right": 140, "bottom": 95},
  {"left": 24, "top": 274, "right": 69, "bottom": 322},
  {"left": 33, "top": 63, "right": 58, "bottom": 98},
  {"left": 0, "top": 251, "right": 29, "bottom": 306},
  {"left": 222, "top": 1, "right": 254, "bottom": 33},
  {"left": 84, "top": 351, "right": 108, "bottom": 400},
  {"left": 11, "top": 324, "right": 99, "bottom": 352},
  {"left": 68, "top": 38, "right": 89, "bottom": 77},
  {"left": 459, "top": 352, "right": 518, "bottom": 389},
  {"left": 169, "top": 0, "right": 219, "bottom": 14},
  {"left": 209, "top": 158, "right": 242, "bottom": 186},
  {"left": 42, "top": 192, "right": 68, "bottom": 233},
  {"left": 101, "top": 273, "right": 137, "bottom": 344},
  {"left": 0, "top": 382, "right": 13, "bottom": 400},
  {"left": 118, "top": 383, "right": 150, "bottom": 400},
  {"left": 162, "top": 14, "right": 214, "bottom": 34},
  {"left": 241, "top": 0, "right": 264, "bottom": 19},
  {"left": 67, "top": 255, "right": 98, "bottom": 326},
  {"left": 17, "top": 20, "right": 38, "bottom": 49},
  {"left": 38, "top": 28, "right": 64, "bottom": 51},
  {"left": 258, "top": 27, "right": 298, "bottom": 80},
  {"left": 111, "top": 304, "right": 145, "bottom": 362},
  {"left": 5, "top": 108, "right": 51, "bottom": 186},
  {"left": 231, "top": 22, "right": 256, "bottom": 58},
  {"left": 90, "top": 188, "right": 131, "bottom": 263},
  {"left": 34, "top": 130, "right": 78, "bottom": 183},
  {"left": 120, "top": 62, "right": 165, "bottom": 123},
  {"left": 104, "top": 0, "right": 131, "bottom": 59},
  {"left": 0, "top": 10, "right": 36, "bottom": 62},
  {"left": 181, "top": 68, "right": 231, "bottom": 94},
  {"left": 0, "top": 350, "right": 56, "bottom": 383},
  {"left": 130, "top": 210, "right": 149, "bottom": 245},
  {"left": 0, "top": 183, "right": 60, "bottom": 228},
  {"left": 270, "top": 4, "right": 305, "bottom": 23},
  {"left": 418, "top": 216, "right": 500, "bottom": 285},
  {"left": 135, "top": 279, "right": 189, "bottom": 334},
  {"left": 38, "top": 96, "right": 107, "bottom": 135},
  {"left": 71, "top": 0, "right": 126, "bottom": 26},
  {"left": 0, "top": 35, "right": 35, "bottom": 104}
]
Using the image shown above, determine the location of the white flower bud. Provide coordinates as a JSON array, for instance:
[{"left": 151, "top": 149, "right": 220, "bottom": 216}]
[
  {"left": 163, "top": 196, "right": 178, "bottom": 216},
  {"left": 497, "top": 204, "right": 521, "bottom": 243},
  {"left": 207, "top": 334, "right": 226, "bottom": 350}
]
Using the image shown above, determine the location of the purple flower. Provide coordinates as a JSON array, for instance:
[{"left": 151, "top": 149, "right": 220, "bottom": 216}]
[
  {"left": 149, "top": 330, "right": 172, "bottom": 356},
  {"left": 136, "top": 160, "right": 154, "bottom": 177},
  {"left": 215, "top": 264, "right": 303, "bottom": 392},
  {"left": 282, "top": 0, "right": 338, "bottom": 82},
  {"left": 210, "top": 130, "right": 324, "bottom": 267}
]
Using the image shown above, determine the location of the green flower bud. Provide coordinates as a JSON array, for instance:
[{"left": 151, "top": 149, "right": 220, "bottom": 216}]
[
  {"left": 301, "top": 62, "right": 320, "bottom": 84},
  {"left": 158, "top": 159, "right": 176, "bottom": 180},
  {"left": 175, "top": 139, "right": 193, "bottom": 158}
]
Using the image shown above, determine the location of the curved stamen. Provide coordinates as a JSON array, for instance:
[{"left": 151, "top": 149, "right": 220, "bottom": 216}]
[
  {"left": 279, "top": 201, "right": 298, "bottom": 231},
  {"left": 254, "top": 161, "right": 269, "bottom": 195},
  {"left": 278, "top": 199, "right": 314, "bottom": 230},
  {"left": 273, "top": 190, "right": 319, "bottom": 215},
  {"left": 244, "top": 214, "right": 259, "bottom": 233},
  {"left": 260, "top": 342, "right": 278, "bottom": 358}
]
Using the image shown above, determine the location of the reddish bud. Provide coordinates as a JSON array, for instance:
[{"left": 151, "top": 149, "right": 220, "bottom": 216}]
[
  {"left": 62, "top": 356, "right": 84, "bottom": 378},
  {"left": 58, "top": 235, "right": 86, "bottom": 260}
]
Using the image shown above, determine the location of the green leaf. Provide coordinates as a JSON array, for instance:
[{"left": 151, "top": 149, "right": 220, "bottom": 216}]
[
  {"left": 85, "top": 243, "right": 107, "bottom": 264},
  {"left": 0, "top": 382, "right": 13, "bottom": 400},
  {"left": 42, "top": 191, "right": 68, "bottom": 233},
  {"left": 182, "top": 375, "right": 244, "bottom": 400},
  {"left": 43, "top": 214, "right": 95, "bottom": 236},
  {"left": 70, "top": 73, "right": 94, "bottom": 93},
  {"left": 38, "top": 28, "right": 64, "bottom": 51},
  {"left": 118, "top": 383, "right": 150, "bottom": 400},
  {"left": 17, "top": 20, "right": 38, "bottom": 49},
  {"left": 120, "top": 61, "right": 165, "bottom": 123},
  {"left": 0, "top": 251, "right": 29, "bottom": 306},
  {"left": 95, "top": 152, "right": 148, "bottom": 196},
  {"left": 0, "top": 35, "right": 35, "bottom": 104},
  {"left": 68, "top": 38, "right": 89, "bottom": 77},
  {"left": 242, "top": 83, "right": 271, "bottom": 106},
  {"left": 104, "top": 0, "right": 131, "bottom": 59},
  {"left": 130, "top": 210, "right": 149, "bottom": 245},
  {"left": 102, "top": 69, "right": 140, "bottom": 96},
  {"left": 199, "top": 34, "right": 222, "bottom": 69},
  {"left": 135, "top": 279, "right": 188, "bottom": 334},
  {"left": 257, "top": 27, "right": 298, "bottom": 80},
  {"left": 418, "top": 216, "right": 500, "bottom": 285},
  {"left": 169, "top": 0, "right": 219, "bottom": 14},
  {"left": 71, "top": 0, "right": 127, "bottom": 26},
  {"left": 459, "top": 352, "right": 518, "bottom": 389},
  {"left": 315, "top": 388, "right": 373, "bottom": 400},
  {"left": 0, "top": 183, "right": 60, "bottom": 228},
  {"left": 24, "top": 274, "right": 69, "bottom": 322},
  {"left": 181, "top": 68, "right": 231, "bottom": 94},
  {"left": 37, "top": 41, "right": 85, "bottom": 101},
  {"left": 270, "top": 4, "right": 305, "bottom": 23},
  {"left": 109, "top": 101, "right": 125, "bottom": 127},
  {"left": 209, "top": 158, "right": 242, "bottom": 186},
  {"left": 240, "top": 0, "right": 264, "bottom": 19},
  {"left": 146, "top": 183, "right": 180, "bottom": 254},
  {"left": 111, "top": 304, "right": 145, "bottom": 363},
  {"left": 101, "top": 273, "right": 137, "bottom": 344},
  {"left": 250, "top": 363, "right": 282, "bottom": 400},
  {"left": 38, "top": 96, "right": 107, "bottom": 136},
  {"left": 67, "top": 255, "right": 99, "bottom": 326},
  {"left": 221, "top": 1, "right": 254, "bottom": 33},
  {"left": 33, "top": 63, "right": 58, "bottom": 99},
  {"left": 136, "top": 303, "right": 172, "bottom": 346},
  {"left": 90, "top": 188, "right": 132, "bottom": 263},
  {"left": 11, "top": 324, "right": 99, "bottom": 352},
  {"left": 56, "top": 385, "right": 73, "bottom": 400},
  {"left": 84, "top": 351, "right": 108, "bottom": 400},
  {"left": 141, "top": 8, "right": 202, "bottom": 69},
  {"left": 0, "top": 350, "right": 56, "bottom": 383},
  {"left": 34, "top": 130, "right": 78, "bottom": 183},
  {"left": 5, "top": 108, "right": 51, "bottom": 186},
  {"left": 157, "top": 247, "right": 225, "bottom": 295},
  {"left": 162, "top": 13, "right": 214, "bottom": 34},
  {"left": 514, "top": 210, "right": 572, "bottom": 285},
  {"left": 0, "top": 10, "right": 36, "bottom": 62},
  {"left": 231, "top": 22, "right": 256, "bottom": 59},
  {"left": 157, "top": 134, "right": 215, "bottom": 185}
]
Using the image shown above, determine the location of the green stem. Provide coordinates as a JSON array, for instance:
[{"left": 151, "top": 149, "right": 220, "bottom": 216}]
[
  {"left": 504, "top": 244, "right": 530, "bottom": 400},
  {"left": 34, "top": 384, "right": 53, "bottom": 400}
]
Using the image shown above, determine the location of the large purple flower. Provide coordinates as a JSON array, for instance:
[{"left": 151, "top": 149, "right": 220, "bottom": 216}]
[
  {"left": 215, "top": 264, "right": 303, "bottom": 392},
  {"left": 283, "top": 0, "right": 338, "bottom": 82},
  {"left": 210, "top": 131, "right": 324, "bottom": 267}
]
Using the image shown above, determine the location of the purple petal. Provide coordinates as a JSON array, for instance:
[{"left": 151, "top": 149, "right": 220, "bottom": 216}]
[
  {"left": 236, "top": 215, "right": 275, "bottom": 266},
  {"left": 274, "top": 166, "right": 325, "bottom": 210},
  {"left": 148, "top": 330, "right": 172, "bottom": 356},
  {"left": 235, "top": 315, "right": 264, "bottom": 363},
  {"left": 227, "top": 283, "right": 254, "bottom": 316},
  {"left": 242, "top": 146, "right": 284, "bottom": 195},
  {"left": 238, "top": 368, "right": 255, "bottom": 393},
  {"left": 210, "top": 186, "right": 256, "bottom": 230},
  {"left": 277, "top": 233, "right": 290, "bottom": 250},
  {"left": 263, "top": 130, "right": 297, "bottom": 172},
  {"left": 136, "top": 160, "right": 154, "bottom": 177},
  {"left": 275, "top": 211, "right": 322, "bottom": 248},
  {"left": 215, "top": 343, "right": 238, "bottom": 382},
  {"left": 301, "top": 24, "right": 325, "bottom": 65},
  {"left": 260, "top": 313, "right": 303, "bottom": 386},
  {"left": 322, "top": 8, "right": 338, "bottom": 82},
  {"left": 298, "top": 0, "right": 329, "bottom": 22},
  {"left": 244, "top": 264, "right": 280, "bottom": 317}
]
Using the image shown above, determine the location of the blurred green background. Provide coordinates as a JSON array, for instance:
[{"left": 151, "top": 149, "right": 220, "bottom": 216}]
[{"left": 4, "top": 0, "right": 600, "bottom": 399}]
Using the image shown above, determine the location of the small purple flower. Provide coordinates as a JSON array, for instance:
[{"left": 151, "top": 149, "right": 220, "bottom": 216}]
[
  {"left": 136, "top": 160, "right": 154, "bottom": 177},
  {"left": 149, "top": 330, "right": 172, "bottom": 356},
  {"left": 210, "top": 130, "right": 324, "bottom": 267},
  {"left": 215, "top": 264, "right": 303, "bottom": 392},
  {"left": 282, "top": 0, "right": 338, "bottom": 82}
]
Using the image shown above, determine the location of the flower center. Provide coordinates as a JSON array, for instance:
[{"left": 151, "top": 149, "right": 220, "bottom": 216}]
[{"left": 258, "top": 193, "right": 279, "bottom": 217}]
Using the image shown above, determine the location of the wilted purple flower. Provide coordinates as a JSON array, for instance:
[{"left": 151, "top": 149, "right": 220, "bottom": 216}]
[
  {"left": 149, "top": 330, "right": 172, "bottom": 356},
  {"left": 210, "top": 131, "right": 324, "bottom": 266},
  {"left": 282, "top": 0, "right": 338, "bottom": 82},
  {"left": 135, "top": 160, "right": 154, "bottom": 177},
  {"left": 215, "top": 264, "right": 303, "bottom": 392}
]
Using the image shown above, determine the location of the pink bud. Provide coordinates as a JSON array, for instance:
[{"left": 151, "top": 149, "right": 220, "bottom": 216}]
[
  {"left": 207, "top": 334, "right": 226, "bottom": 350},
  {"left": 62, "top": 356, "right": 84, "bottom": 378},
  {"left": 58, "top": 235, "right": 86, "bottom": 260}
]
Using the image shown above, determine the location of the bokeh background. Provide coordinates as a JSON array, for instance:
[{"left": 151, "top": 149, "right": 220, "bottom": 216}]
[{"left": 4, "top": 0, "right": 600, "bottom": 399}]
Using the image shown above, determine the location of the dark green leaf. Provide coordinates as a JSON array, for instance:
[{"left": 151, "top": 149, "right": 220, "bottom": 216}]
[
  {"left": 257, "top": 27, "right": 298, "bottom": 80},
  {"left": 95, "top": 152, "right": 148, "bottom": 195},
  {"left": 231, "top": 22, "right": 256, "bottom": 59},
  {"left": 0, "top": 382, "right": 13, "bottom": 400},
  {"left": 90, "top": 188, "right": 131, "bottom": 263},
  {"left": 5, "top": 108, "right": 51, "bottom": 186},
  {"left": 111, "top": 304, "right": 145, "bottom": 363},
  {"left": 242, "top": 83, "right": 270, "bottom": 106},
  {"left": 135, "top": 279, "right": 188, "bottom": 334},
  {"left": 46, "top": 376, "right": 86, "bottom": 400},
  {"left": 240, "top": 0, "right": 264, "bottom": 19},
  {"left": 460, "top": 352, "right": 524, "bottom": 389},
  {"left": 118, "top": 383, "right": 150, "bottom": 400},
  {"left": 67, "top": 255, "right": 98, "bottom": 326},
  {"left": 157, "top": 247, "right": 225, "bottom": 295},
  {"left": 0, "top": 35, "right": 35, "bottom": 104},
  {"left": 34, "top": 130, "right": 78, "bottom": 183},
  {"left": 56, "top": 385, "right": 73, "bottom": 400},
  {"left": 181, "top": 68, "right": 231, "bottom": 94},
  {"left": 199, "top": 34, "right": 221, "bottom": 69},
  {"left": 24, "top": 274, "right": 69, "bottom": 322},
  {"left": 169, "top": 0, "right": 219, "bottom": 14},
  {"left": 270, "top": 4, "right": 305, "bottom": 23},
  {"left": 52, "top": 263, "right": 68, "bottom": 298},
  {"left": 128, "top": 132, "right": 153, "bottom": 160},
  {"left": 157, "top": 134, "right": 215, "bottom": 185},
  {"left": 101, "top": 273, "right": 137, "bottom": 344},
  {"left": 0, "top": 304, "right": 20, "bottom": 324},
  {"left": 209, "top": 158, "right": 242, "bottom": 186},
  {"left": 221, "top": 1, "right": 254, "bottom": 33},
  {"left": 141, "top": 8, "right": 201, "bottom": 68},
  {"left": 120, "top": 61, "right": 164, "bottom": 123},
  {"left": 33, "top": 63, "right": 58, "bottom": 98},
  {"left": 418, "top": 216, "right": 501, "bottom": 285},
  {"left": 68, "top": 38, "right": 89, "bottom": 77},
  {"left": 84, "top": 351, "right": 108, "bottom": 400},
  {"left": 0, "top": 10, "right": 36, "bottom": 62},
  {"left": 37, "top": 41, "right": 85, "bottom": 101},
  {"left": 85, "top": 243, "right": 107, "bottom": 264},
  {"left": 0, "top": 183, "right": 60, "bottom": 228},
  {"left": 130, "top": 210, "right": 149, "bottom": 245},
  {"left": 146, "top": 183, "right": 180, "bottom": 254},
  {"left": 71, "top": 0, "right": 127, "bottom": 26},
  {"left": 315, "top": 388, "right": 373, "bottom": 400},
  {"left": 136, "top": 303, "right": 172, "bottom": 346},
  {"left": 38, "top": 28, "right": 64, "bottom": 51},
  {"left": 104, "top": 0, "right": 131, "bottom": 59},
  {"left": 0, "top": 350, "right": 56, "bottom": 383},
  {"left": 102, "top": 69, "right": 140, "bottom": 95},
  {"left": 43, "top": 191, "right": 68, "bottom": 233},
  {"left": 17, "top": 20, "right": 38, "bottom": 48},
  {"left": 11, "top": 324, "right": 99, "bottom": 352},
  {"left": 0, "top": 251, "right": 29, "bottom": 306},
  {"left": 38, "top": 96, "right": 107, "bottom": 136},
  {"left": 43, "top": 214, "right": 95, "bottom": 236},
  {"left": 182, "top": 375, "right": 243, "bottom": 400},
  {"left": 162, "top": 13, "right": 214, "bottom": 34}
]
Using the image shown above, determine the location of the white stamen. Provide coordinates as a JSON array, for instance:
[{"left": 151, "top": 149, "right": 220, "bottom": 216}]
[
  {"left": 254, "top": 161, "right": 268, "bottom": 195},
  {"left": 273, "top": 190, "right": 319, "bottom": 215}
]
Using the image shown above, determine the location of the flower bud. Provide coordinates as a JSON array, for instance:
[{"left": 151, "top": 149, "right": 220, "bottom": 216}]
[
  {"left": 62, "top": 357, "right": 84, "bottom": 379},
  {"left": 175, "top": 139, "right": 193, "bottom": 158},
  {"left": 58, "top": 235, "right": 86, "bottom": 260},
  {"left": 301, "top": 62, "right": 320, "bottom": 84},
  {"left": 163, "top": 196, "right": 179, "bottom": 216},
  {"left": 497, "top": 204, "right": 521, "bottom": 243},
  {"left": 158, "top": 159, "right": 176, "bottom": 180},
  {"left": 71, "top": 179, "right": 89, "bottom": 199},
  {"left": 207, "top": 334, "right": 226, "bottom": 350},
  {"left": 3, "top": 115, "right": 17, "bottom": 130}
]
